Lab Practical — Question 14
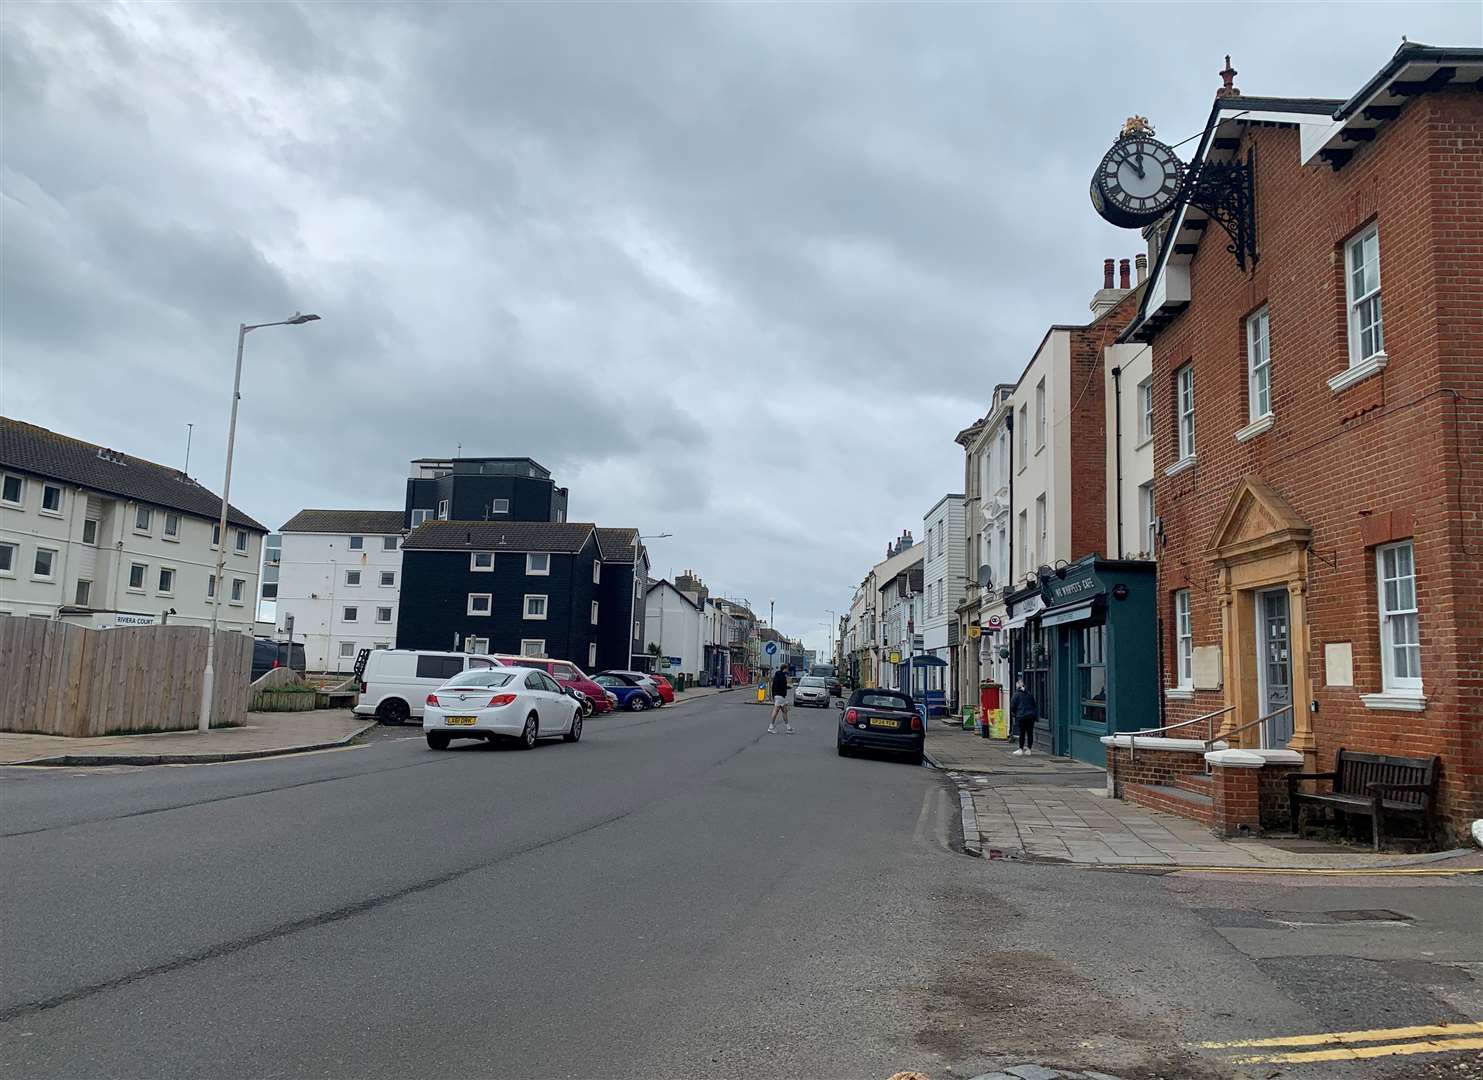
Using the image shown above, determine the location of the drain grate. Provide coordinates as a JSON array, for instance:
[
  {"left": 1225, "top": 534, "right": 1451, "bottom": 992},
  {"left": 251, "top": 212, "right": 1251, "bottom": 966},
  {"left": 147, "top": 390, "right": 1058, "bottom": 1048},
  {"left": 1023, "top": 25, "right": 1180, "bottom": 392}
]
[{"left": 1326, "top": 908, "right": 1411, "bottom": 922}]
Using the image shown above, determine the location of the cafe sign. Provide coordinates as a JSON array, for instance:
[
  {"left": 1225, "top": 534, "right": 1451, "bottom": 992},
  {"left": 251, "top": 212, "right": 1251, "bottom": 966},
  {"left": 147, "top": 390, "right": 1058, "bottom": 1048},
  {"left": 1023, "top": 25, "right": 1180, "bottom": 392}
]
[{"left": 1043, "top": 565, "right": 1106, "bottom": 605}]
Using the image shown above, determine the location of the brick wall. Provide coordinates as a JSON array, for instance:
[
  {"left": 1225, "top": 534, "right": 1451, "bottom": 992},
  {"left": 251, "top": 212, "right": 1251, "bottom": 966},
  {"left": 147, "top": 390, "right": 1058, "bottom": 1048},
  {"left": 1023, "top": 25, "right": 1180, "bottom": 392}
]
[
  {"left": 1148, "top": 89, "right": 1483, "bottom": 842},
  {"left": 1106, "top": 743, "right": 1208, "bottom": 796}
]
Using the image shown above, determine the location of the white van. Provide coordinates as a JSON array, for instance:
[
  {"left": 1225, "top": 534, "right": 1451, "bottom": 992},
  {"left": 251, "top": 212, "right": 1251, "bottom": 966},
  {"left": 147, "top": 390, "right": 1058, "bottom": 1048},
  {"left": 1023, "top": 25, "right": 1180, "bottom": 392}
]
[{"left": 353, "top": 650, "right": 498, "bottom": 725}]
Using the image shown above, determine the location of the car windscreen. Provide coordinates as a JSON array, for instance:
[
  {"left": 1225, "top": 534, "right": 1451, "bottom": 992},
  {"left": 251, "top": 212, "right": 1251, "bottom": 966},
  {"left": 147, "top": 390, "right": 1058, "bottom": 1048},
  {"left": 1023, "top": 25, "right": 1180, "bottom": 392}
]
[
  {"left": 855, "top": 692, "right": 911, "bottom": 710},
  {"left": 799, "top": 677, "right": 826, "bottom": 687},
  {"left": 441, "top": 669, "right": 516, "bottom": 688}
]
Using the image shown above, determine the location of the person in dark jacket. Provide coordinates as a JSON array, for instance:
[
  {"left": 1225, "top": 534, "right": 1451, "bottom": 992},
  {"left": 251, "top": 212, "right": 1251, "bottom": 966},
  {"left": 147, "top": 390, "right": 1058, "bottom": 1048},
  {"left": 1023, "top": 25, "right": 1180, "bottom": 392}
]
[{"left": 1010, "top": 678, "right": 1038, "bottom": 755}]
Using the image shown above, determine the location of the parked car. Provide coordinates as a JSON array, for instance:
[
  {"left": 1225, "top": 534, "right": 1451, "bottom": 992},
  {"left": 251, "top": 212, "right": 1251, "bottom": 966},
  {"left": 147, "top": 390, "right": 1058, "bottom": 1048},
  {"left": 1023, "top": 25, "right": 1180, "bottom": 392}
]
[
  {"left": 423, "top": 666, "right": 582, "bottom": 750},
  {"left": 250, "top": 638, "right": 306, "bottom": 683},
  {"left": 836, "top": 687, "right": 923, "bottom": 764},
  {"left": 794, "top": 676, "right": 831, "bottom": 708},
  {"left": 353, "top": 649, "right": 498, "bottom": 725},
  {"left": 593, "top": 672, "right": 660, "bottom": 711},
  {"left": 491, "top": 655, "right": 615, "bottom": 715},
  {"left": 825, "top": 676, "right": 844, "bottom": 698},
  {"left": 603, "top": 669, "right": 672, "bottom": 704}
]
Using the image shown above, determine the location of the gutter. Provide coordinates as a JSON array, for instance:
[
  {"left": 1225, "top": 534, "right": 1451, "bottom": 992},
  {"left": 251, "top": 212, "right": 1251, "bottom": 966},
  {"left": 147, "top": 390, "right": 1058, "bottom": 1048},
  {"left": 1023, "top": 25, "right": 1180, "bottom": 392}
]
[{"left": 1334, "top": 43, "right": 1483, "bottom": 119}]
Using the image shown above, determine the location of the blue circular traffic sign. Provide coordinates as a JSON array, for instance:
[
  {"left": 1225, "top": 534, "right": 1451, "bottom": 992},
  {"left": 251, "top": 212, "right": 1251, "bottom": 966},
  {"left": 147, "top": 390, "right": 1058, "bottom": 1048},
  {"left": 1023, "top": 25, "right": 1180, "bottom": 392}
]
[{"left": 765, "top": 642, "right": 778, "bottom": 655}]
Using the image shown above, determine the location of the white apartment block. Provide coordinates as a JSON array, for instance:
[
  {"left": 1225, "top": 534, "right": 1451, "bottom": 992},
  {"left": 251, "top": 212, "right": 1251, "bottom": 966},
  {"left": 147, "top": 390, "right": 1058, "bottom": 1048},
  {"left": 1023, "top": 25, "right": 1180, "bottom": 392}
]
[
  {"left": 0, "top": 418, "right": 264, "bottom": 630},
  {"left": 276, "top": 509, "right": 405, "bottom": 671}
]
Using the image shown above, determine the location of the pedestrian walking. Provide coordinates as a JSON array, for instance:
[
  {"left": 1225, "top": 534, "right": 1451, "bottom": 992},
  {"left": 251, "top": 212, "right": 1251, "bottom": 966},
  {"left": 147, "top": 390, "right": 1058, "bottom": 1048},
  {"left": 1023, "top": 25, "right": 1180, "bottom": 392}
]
[
  {"left": 1010, "top": 677, "right": 1038, "bottom": 755},
  {"left": 768, "top": 667, "right": 793, "bottom": 734}
]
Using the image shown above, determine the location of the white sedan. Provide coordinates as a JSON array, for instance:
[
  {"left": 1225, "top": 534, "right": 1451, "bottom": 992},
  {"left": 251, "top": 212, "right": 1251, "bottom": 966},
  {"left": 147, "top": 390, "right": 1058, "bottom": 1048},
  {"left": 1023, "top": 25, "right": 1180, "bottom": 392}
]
[{"left": 423, "top": 667, "right": 583, "bottom": 750}]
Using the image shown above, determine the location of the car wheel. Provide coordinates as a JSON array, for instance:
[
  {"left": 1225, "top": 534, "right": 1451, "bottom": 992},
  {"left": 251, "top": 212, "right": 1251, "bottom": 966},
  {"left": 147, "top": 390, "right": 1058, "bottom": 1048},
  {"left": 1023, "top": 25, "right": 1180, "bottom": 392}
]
[
  {"left": 516, "top": 713, "right": 538, "bottom": 750},
  {"left": 837, "top": 741, "right": 850, "bottom": 757},
  {"left": 628, "top": 695, "right": 647, "bottom": 712},
  {"left": 376, "top": 699, "right": 410, "bottom": 726},
  {"left": 426, "top": 732, "right": 450, "bottom": 751},
  {"left": 564, "top": 711, "right": 583, "bottom": 743}
]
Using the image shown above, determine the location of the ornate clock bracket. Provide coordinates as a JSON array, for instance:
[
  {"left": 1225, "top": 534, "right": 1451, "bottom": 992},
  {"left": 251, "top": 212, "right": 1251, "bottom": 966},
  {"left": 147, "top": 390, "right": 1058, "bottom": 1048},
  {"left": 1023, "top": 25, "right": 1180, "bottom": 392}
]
[{"left": 1180, "top": 147, "right": 1257, "bottom": 271}]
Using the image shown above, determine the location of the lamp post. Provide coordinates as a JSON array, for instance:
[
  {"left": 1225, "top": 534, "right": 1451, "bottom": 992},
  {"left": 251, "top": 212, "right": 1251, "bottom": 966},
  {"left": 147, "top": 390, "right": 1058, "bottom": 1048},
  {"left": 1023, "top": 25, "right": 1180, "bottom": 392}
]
[
  {"left": 199, "top": 313, "right": 320, "bottom": 733},
  {"left": 638, "top": 533, "right": 672, "bottom": 673}
]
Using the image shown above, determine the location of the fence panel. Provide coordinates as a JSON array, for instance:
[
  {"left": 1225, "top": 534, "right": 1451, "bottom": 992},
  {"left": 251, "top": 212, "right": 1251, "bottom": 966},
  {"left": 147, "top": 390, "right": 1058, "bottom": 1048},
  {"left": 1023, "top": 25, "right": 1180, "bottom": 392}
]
[{"left": 0, "top": 621, "right": 253, "bottom": 736}]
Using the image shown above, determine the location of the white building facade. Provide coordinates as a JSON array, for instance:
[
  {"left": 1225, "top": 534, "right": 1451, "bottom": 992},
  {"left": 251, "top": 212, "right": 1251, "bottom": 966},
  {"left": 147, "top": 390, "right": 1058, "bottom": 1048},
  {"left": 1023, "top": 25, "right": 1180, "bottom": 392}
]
[
  {"left": 1, "top": 419, "right": 264, "bottom": 631},
  {"left": 1105, "top": 342, "right": 1157, "bottom": 560},
  {"left": 275, "top": 509, "right": 406, "bottom": 671},
  {"left": 921, "top": 493, "right": 965, "bottom": 707},
  {"left": 644, "top": 579, "right": 704, "bottom": 678}
]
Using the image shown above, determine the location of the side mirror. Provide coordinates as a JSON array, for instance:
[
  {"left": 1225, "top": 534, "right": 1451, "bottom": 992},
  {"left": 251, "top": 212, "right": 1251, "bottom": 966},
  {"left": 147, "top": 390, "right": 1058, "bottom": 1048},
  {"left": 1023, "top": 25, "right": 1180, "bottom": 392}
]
[{"left": 836, "top": 698, "right": 846, "bottom": 710}]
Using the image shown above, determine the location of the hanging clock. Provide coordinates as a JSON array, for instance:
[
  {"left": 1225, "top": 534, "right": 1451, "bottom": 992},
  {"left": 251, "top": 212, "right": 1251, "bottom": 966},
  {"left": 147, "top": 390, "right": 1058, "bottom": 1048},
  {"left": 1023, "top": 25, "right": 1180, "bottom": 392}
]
[{"left": 1090, "top": 120, "right": 1186, "bottom": 229}]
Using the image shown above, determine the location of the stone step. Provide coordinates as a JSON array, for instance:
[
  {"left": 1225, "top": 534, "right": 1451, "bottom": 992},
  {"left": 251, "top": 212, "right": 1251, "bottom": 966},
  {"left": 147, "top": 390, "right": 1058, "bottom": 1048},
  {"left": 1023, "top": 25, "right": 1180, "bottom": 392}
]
[
  {"left": 1174, "top": 771, "right": 1215, "bottom": 796},
  {"left": 1125, "top": 781, "right": 1215, "bottom": 826}
]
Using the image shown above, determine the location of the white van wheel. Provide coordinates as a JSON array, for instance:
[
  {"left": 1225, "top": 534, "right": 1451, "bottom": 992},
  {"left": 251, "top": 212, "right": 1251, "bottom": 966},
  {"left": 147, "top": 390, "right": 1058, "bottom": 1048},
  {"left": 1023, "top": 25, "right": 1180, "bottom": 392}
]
[{"left": 376, "top": 699, "right": 410, "bottom": 726}]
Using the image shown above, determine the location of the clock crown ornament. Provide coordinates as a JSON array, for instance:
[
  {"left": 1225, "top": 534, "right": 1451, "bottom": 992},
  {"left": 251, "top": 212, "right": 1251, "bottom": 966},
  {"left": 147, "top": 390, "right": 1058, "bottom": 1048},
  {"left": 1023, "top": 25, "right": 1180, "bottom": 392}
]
[{"left": 1120, "top": 115, "right": 1154, "bottom": 138}]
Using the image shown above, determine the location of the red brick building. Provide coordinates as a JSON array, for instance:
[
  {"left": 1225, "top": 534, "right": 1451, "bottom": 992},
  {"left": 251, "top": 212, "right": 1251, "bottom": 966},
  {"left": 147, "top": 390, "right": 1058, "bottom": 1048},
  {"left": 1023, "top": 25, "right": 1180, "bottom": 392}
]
[{"left": 1121, "top": 45, "right": 1483, "bottom": 840}]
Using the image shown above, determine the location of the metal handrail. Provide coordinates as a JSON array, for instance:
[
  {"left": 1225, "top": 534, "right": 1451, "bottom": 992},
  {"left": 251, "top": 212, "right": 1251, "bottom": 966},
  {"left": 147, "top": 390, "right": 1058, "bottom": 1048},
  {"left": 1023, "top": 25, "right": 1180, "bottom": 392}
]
[
  {"left": 1203, "top": 704, "right": 1294, "bottom": 750},
  {"left": 1126, "top": 704, "right": 1234, "bottom": 762}
]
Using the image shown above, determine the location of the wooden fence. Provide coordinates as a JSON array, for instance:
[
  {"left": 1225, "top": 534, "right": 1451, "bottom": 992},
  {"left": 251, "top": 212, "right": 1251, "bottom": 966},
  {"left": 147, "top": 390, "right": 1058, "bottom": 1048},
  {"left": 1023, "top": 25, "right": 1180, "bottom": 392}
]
[{"left": 0, "top": 620, "right": 252, "bottom": 736}]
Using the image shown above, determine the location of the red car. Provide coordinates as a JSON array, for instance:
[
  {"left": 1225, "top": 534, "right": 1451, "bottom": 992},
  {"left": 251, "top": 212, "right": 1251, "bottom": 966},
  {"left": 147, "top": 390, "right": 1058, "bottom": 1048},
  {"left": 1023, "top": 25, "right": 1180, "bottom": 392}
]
[
  {"left": 493, "top": 655, "right": 615, "bottom": 715},
  {"left": 648, "top": 674, "right": 677, "bottom": 704}
]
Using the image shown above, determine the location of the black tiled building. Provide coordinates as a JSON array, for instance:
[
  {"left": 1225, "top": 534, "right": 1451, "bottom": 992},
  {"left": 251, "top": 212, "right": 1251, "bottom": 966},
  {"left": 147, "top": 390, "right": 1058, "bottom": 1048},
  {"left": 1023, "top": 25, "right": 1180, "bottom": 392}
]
[{"left": 404, "top": 457, "right": 569, "bottom": 529}]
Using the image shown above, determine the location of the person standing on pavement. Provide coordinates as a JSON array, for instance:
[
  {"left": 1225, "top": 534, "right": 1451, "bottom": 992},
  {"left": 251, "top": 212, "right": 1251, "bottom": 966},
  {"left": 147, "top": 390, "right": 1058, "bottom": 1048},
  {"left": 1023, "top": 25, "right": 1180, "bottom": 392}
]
[
  {"left": 768, "top": 666, "right": 793, "bottom": 734},
  {"left": 1010, "top": 677, "right": 1038, "bottom": 755}
]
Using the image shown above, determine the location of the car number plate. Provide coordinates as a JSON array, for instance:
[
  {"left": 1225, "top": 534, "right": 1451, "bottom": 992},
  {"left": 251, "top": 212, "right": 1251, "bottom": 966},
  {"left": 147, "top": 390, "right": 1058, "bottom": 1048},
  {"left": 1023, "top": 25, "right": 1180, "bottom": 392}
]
[
  {"left": 867, "top": 717, "right": 900, "bottom": 730},
  {"left": 446, "top": 716, "right": 477, "bottom": 726}
]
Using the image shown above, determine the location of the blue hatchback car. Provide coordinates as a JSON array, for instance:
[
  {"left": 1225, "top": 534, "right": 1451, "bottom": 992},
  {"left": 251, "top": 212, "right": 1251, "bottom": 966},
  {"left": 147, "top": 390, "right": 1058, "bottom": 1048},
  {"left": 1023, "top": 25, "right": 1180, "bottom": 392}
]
[{"left": 593, "top": 673, "right": 659, "bottom": 712}]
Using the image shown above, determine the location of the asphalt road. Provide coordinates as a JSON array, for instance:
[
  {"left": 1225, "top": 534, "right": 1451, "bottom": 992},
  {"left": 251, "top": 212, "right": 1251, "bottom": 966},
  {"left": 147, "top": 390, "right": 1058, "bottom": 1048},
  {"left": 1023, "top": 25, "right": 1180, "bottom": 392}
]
[{"left": 2, "top": 692, "right": 1479, "bottom": 1080}]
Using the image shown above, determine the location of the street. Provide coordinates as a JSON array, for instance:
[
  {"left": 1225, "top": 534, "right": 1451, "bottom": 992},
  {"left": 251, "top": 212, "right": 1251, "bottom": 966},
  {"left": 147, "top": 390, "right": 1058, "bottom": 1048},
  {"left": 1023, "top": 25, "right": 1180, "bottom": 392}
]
[{"left": 2, "top": 692, "right": 1479, "bottom": 1080}]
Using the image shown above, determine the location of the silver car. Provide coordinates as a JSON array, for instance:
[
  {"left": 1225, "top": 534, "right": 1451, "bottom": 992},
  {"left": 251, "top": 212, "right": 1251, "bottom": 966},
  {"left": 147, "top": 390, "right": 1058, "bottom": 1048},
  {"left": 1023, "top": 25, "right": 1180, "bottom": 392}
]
[{"left": 794, "top": 676, "right": 832, "bottom": 708}]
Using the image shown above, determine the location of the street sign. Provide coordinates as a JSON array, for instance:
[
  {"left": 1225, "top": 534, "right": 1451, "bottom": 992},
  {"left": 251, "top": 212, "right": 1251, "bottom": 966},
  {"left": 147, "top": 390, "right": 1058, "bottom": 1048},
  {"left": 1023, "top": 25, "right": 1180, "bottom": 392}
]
[
  {"left": 986, "top": 614, "right": 1004, "bottom": 631},
  {"left": 888, "top": 650, "right": 901, "bottom": 664},
  {"left": 912, "top": 635, "right": 925, "bottom": 649},
  {"left": 284, "top": 613, "right": 295, "bottom": 635},
  {"left": 967, "top": 625, "right": 982, "bottom": 639},
  {"left": 764, "top": 641, "right": 778, "bottom": 656}
]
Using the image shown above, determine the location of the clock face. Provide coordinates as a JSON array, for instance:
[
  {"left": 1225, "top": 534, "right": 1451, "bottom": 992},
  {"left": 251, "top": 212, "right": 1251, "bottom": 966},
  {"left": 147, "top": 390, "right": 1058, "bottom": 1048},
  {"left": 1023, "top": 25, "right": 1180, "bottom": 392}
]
[{"left": 1090, "top": 136, "right": 1185, "bottom": 228}]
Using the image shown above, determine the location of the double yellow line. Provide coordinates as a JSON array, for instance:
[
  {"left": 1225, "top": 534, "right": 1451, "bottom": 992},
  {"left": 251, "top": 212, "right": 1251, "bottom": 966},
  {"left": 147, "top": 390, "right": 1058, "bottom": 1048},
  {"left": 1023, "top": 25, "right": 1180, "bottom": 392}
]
[{"left": 1201, "top": 1021, "right": 1483, "bottom": 1064}]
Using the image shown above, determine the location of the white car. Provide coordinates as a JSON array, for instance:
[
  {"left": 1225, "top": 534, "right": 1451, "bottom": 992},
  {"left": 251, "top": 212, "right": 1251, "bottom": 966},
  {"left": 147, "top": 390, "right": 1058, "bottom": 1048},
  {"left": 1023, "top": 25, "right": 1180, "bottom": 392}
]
[
  {"left": 423, "top": 666, "right": 583, "bottom": 750},
  {"left": 794, "top": 676, "right": 831, "bottom": 707}
]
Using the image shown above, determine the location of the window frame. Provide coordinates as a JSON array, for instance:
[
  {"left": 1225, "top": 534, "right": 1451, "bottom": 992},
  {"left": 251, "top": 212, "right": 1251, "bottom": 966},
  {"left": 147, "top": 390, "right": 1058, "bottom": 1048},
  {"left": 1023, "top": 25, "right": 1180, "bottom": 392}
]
[
  {"left": 467, "top": 593, "right": 492, "bottom": 616},
  {"left": 379, "top": 571, "right": 396, "bottom": 588},
  {"left": 230, "top": 578, "right": 245, "bottom": 604},
  {"left": 74, "top": 579, "right": 92, "bottom": 606},
  {"left": 1246, "top": 306, "right": 1272, "bottom": 423},
  {"left": 134, "top": 506, "right": 153, "bottom": 535},
  {"left": 437, "top": 499, "right": 450, "bottom": 520},
  {"left": 523, "top": 594, "right": 548, "bottom": 621},
  {"left": 375, "top": 605, "right": 393, "bottom": 624},
  {"left": 126, "top": 561, "right": 147, "bottom": 592},
  {"left": 341, "top": 604, "right": 359, "bottom": 622},
  {"left": 1137, "top": 378, "right": 1154, "bottom": 443},
  {"left": 234, "top": 528, "right": 250, "bottom": 555},
  {"left": 0, "top": 541, "right": 16, "bottom": 577},
  {"left": 207, "top": 574, "right": 217, "bottom": 599},
  {"left": 211, "top": 522, "right": 221, "bottom": 548},
  {"left": 526, "top": 552, "right": 551, "bottom": 576},
  {"left": 1345, "top": 224, "right": 1384, "bottom": 368},
  {"left": 1375, "top": 540, "right": 1421, "bottom": 693},
  {"left": 348, "top": 535, "right": 364, "bottom": 551},
  {"left": 588, "top": 642, "right": 598, "bottom": 668},
  {"left": 1176, "top": 364, "right": 1195, "bottom": 462},
  {"left": 591, "top": 600, "right": 599, "bottom": 625},
  {"left": 593, "top": 560, "right": 602, "bottom": 584},
  {"left": 470, "top": 552, "right": 494, "bottom": 572},
  {"left": 520, "top": 638, "right": 546, "bottom": 658},
  {"left": 491, "top": 499, "right": 510, "bottom": 515},
  {"left": 1, "top": 473, "right": 23, "bottom": 507},
  {"left": 1139, "top": 482, "right": 1156, "bottom": 556},
  {"left": 410, "top": 508, "right": 432, "bottom": 527},
  {"left": 382, "top": 535, "right": 398, "bottom": 551},
  {"left": 1017, "top": 404, "right": 1028, "bottom": 469},
  {"left": 466, "top": 636, "right": 489, "bottom": 655},
  {"left": 1035, "top": 495, "right": 1047, "bottom": 567},
  {"left": 40, "top": 483, "right": 63, "bottom": 516},
  {"left": 30, "top": 548, "right": 57, "bottom": 581},
  {"left": 82, "top": 519, "right": 99, "bottom": 546},
  {"left": 1034, "top": 378, "right": 1046, "bottom": 450},
  {"left": 344, "top": 569, "right": 362, "bottom": 587},
  {"left": 339, "top": 641, "right": 358, "bottom": 660},
  {"left": 157, "top": 566, "right": 176, "bottom": 596},
  {"left": 163, "top": 513, "right": 180, "bottom": 541},
  {"left": 1174, "top": 589, "right": 1193, "bottom": 688}
]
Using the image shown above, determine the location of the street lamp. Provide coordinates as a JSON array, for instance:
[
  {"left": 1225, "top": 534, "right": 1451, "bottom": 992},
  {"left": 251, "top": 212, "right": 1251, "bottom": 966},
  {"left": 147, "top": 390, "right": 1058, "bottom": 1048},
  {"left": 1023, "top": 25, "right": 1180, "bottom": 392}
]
[
  {"left": 199, "top": 313, "right": 321, "bottom": 733},
  {"left": 638, "top": 532, "right": 672, "bottom": 673}
]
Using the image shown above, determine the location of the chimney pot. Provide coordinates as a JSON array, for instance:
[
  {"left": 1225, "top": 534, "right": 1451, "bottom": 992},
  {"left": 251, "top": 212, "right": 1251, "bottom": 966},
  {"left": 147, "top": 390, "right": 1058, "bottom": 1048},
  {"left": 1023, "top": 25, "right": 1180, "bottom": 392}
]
[
  {"left": 1103, "top": 258, "right": 1115, "bottom": 289},
  {"left": 1136, "top": 253, "right": 1148, "bottom": 284},
  {"left": 1119, "top": 258, "right": 1131, "bottom": 289}
]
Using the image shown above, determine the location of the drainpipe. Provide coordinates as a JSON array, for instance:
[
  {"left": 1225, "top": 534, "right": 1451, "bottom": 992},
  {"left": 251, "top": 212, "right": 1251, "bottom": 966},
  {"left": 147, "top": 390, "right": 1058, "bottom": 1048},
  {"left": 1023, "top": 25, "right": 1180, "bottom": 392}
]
[
  {"left": 1111, "top": 365, "right": 1125, "bottom": 559},
  {"left": 1005, "top": 408, "right": 1015, "bottom": 591}
]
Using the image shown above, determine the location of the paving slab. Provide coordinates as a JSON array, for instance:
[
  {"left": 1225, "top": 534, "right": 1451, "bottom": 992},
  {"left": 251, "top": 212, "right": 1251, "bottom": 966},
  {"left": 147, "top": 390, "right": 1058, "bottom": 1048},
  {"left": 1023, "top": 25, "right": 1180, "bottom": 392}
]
[{"left": 0, "top": 709, "right": 375, "bottom": 765}]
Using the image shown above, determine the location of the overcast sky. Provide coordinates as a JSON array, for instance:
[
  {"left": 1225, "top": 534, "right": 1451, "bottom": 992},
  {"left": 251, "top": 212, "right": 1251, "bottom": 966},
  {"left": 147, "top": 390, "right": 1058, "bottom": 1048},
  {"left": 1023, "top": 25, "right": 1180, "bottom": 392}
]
[{"left": 3, "top": 2, "right": 1477, "bottom": 654}]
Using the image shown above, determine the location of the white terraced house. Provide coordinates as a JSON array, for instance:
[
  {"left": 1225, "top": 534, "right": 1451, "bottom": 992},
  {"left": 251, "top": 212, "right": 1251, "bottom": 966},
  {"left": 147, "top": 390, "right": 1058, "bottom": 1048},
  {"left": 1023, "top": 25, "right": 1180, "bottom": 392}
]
[{"left": 0, "top": 417, "right": 266, "bottom": 631}]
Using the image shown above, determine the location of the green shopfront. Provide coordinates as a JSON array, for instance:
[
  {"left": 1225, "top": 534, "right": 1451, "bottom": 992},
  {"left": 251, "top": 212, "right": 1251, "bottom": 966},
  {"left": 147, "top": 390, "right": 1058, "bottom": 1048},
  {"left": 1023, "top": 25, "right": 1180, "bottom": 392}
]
[{"left": 1035, "top": 556, "right": 1157, "bottom": 767}]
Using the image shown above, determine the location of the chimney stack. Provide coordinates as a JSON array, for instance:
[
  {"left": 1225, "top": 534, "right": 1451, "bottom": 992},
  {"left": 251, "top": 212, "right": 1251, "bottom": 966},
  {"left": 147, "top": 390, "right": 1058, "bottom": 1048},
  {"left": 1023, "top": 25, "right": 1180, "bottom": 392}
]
[
  {"left": 1103, "top": 258, "right": 1115, "bottom": 289},
  {"left": 1091, "top": 255, "right": 1130, "bottom": 317},
  {"left": 1136, "top": 253, "right": 1148, "bottom": 284},
  {"left": 1216, "top": 55, "right": 1240, "bottom": 99},
  {"left": 1119, "top": 258, "right": 1131, "bottom": 289}
]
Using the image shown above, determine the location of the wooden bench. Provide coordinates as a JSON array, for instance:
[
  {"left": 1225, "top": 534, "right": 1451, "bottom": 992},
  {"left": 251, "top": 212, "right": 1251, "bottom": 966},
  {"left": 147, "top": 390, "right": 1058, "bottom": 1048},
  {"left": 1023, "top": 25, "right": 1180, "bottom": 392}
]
[{"left": 1287, "top": 748, "right": 1441, "bottom": 851}]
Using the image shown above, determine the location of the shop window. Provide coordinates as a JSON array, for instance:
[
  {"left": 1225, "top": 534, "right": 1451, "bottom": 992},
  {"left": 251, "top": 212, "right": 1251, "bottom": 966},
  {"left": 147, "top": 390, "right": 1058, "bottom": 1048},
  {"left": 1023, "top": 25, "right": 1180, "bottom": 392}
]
[{"left": 1079, "top": 624, "right": 1107, "bottom": 727}]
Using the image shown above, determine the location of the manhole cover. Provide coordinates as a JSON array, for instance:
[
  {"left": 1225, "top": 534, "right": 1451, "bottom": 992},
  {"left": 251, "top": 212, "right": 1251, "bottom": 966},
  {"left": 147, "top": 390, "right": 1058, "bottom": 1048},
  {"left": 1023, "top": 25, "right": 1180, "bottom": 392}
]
[{"left": 1327, "top": 908, "right": 1410, "bottom": 921}]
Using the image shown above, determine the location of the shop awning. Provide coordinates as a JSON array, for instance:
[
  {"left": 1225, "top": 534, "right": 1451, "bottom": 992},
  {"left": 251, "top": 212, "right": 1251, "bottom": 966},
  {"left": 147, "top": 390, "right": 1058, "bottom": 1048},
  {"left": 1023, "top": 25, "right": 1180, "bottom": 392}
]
[
  {"left": 1040, "top": 600, "right": 1100, "bottom": 629},
  {"left": 899, "top": 654, "right": 947, "bottom": 668}
]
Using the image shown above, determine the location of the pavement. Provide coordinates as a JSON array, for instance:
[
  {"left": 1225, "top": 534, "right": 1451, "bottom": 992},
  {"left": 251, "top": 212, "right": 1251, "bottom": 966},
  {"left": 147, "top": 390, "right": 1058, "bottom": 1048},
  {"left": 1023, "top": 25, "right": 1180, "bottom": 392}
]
[
  {"left": 3, "top": 692, "right": 1480, "bottom": 1080},
  {"left": 927, "top": 720, "right": 1478, "bottom": 872},
  {"left": 0, "top": 709, "right": 375, "bottom": 765}
]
